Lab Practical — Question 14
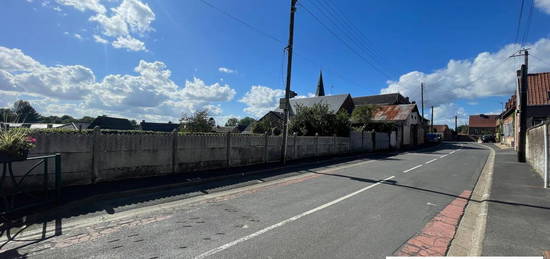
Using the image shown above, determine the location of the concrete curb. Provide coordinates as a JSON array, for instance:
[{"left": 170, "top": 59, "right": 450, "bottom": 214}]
[{"left": 447, "top": 143, "right": 495, "bottom": 256}]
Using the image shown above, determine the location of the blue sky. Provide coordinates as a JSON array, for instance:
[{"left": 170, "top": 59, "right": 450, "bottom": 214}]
[{"left": 1, "top": 0, "right": 550, "bottom": 126}]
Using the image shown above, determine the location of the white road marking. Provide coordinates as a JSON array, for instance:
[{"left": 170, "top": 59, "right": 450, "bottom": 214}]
[
  {"left": 424, "top": 158, "right": 438, "bottom": 164},
  {"left": 194, "top": 175, "right": 396, "bottom": 259},
  {"left": 403, "top": 164, "right": 423, "bottom": 173},
  {"left": 440, "top": 154, "right": 448, "bottom": 158}
]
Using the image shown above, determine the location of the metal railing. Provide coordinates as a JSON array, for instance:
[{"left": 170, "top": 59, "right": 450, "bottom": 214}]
[{"left": 0, "top": 154, "right": 61, "bottom": 215}]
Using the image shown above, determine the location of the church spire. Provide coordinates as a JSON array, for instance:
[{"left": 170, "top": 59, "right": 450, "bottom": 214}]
[{"left": 316, "top": 71, "right": 325, "bottom": 96}]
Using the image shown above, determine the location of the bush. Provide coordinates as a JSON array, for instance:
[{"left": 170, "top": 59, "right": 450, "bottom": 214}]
[
  {"left": 0, "top": 129, "right": 36, "bottom": 156},
  {"left": 289, "top": 103, "right": 351, "bottom": 137}
]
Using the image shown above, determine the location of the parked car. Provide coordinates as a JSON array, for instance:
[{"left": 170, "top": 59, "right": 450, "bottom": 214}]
[
  {"left": 426, "top": 133, "right": 441, "bottom": 143},
  {"left": 480, "top": 135, "right": 495, "bottom": 143}
]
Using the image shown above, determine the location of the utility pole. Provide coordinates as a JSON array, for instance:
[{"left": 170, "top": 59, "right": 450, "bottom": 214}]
[
  {"left": 431, "top": 106, "right": 434, "bottom": 133},
  {"left": 281, "top": 0, "right": 298, "bottom": 165},
  {"left": 455, "top": 115, "right": 458, "bottom": 139},
  {"left": 512, "top": 49, "right": 529, "bottom": 162},
  {"left": 421, "top": 82, "right": 424, "bottom": 120}
]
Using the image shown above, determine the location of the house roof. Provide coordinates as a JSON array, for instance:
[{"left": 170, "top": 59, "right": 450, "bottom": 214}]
[
  {"left": 468, "top": 114, "right": 498, "bottom": 128},
  {"left": 432, "top": 125, "right": 450, "bottom": 133},
  {"left": 88, "top": 116, "right": 134, "bottom": 130},
  {"left": 289, "top": 94, "right": 351, "bottom": 114},
  {"left": 140, "top": 121, "right": 179, "bottom": 132},
  {"left": 527, "top": 72, "right": 550, "bottom": 105},
  {"left": 371, "top": 104, "right": 418, "bottom": 122},
  {"left": 353, "top": 93, "right": 410, "bottom": 106}
]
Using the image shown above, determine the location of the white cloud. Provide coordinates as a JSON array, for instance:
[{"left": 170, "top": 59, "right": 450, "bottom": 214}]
[
  {"left": 181, "top": 78, "right": 236, "bottom": 102},
  {"left": 112, "top": 36, "right": 146, "bottom": 51},
  {"left": 380, "top": 38, "right": 550, "bottom": 107},
  {"left": 536, "top": 0, "right": 550, "bottom": 14},
  {"left": 428, "top": 103, "right": 468, "bottom": 127},
  {"left": 54, "top": 0, "right": 154, "bottom": 52},
  {"left": 239, "top": 85, "right": 285, "bottom": 118},
  {"left": 0, "top": 46, "right": 236, "bottom": 122},
  {"left": 73, "top": 33, "right": 83, "bottom": 40},
  {"left": 218, "top": 67, "right": 237, "bottom": 74},
  {"left": 55, "top": 0, "right": 105, "bottom": 14},
  {"left": 93, "top": 34, "right": 108, "bottom": 44}
]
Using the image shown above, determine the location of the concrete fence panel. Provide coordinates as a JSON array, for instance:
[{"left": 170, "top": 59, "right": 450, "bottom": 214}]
[
  {"left": 9, "top": 130, "right": 394, "bottom": 189},
  {"left": 375, "top": 132, "right": 390, "bottom": 151},
  {"left": 176, "top": 135, "right": 227, "bottom": 173}
]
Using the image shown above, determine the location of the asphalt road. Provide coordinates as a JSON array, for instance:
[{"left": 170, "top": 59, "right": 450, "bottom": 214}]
[{"left": 5, "top": 142, "right": 489, "bottom": 258}]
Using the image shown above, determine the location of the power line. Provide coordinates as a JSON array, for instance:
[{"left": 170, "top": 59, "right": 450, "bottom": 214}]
[
  {"left": 298, "top": 2, "right": 393, "bottom": 80},
  {"left": 531, "top": 54, "right": 550, "bottom": 67},
  {"left": 304, "top": 0, "right": 395, "bottom": 78},
  {"left": 198, "top": 0, "right": 283, "bottom": 44},
  {"left": 521, "top": 0, "right": 534, "bottom": 46},
  {"left": 198, "top": 0, "right": 364, "bottom": 90},
  {"left": 514, "top": 0, "right": 526, "bottom": 44},
  {"left": 314, "top": 0, "right": 386, "bottom": 63}
]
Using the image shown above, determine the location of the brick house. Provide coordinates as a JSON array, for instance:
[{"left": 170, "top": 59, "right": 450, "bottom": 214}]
[
  {"left": 468, "top": 114, "right": 498, "bottom": 138},
  {"left": 499, "top": 72, "right": 550, "bottom": 148}
]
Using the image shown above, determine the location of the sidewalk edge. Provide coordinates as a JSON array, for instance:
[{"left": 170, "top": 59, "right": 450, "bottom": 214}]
[{"left": 447, "top": 143, "right": 495, "bottom": 256}]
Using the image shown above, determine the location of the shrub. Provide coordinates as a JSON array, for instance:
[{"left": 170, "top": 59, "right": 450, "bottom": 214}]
[{"left": 0, "top": 129, "right": 36, "bottom": 157}]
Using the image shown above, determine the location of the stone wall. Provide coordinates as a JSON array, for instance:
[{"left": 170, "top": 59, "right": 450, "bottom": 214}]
[{"left": 526, "top": 123, "right": 548, "bottom": 185}]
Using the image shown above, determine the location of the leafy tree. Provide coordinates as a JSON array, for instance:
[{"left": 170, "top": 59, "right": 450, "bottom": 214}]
[
  {"left": 0, "top": 108, "right": 17, "bottom": 122},
  {"left": 351, "top": 105, "right": 377, "bottom": 129},
  {"left": 79, "top": 116, "right": 95, "bottom": 123},
  {"left": 61, "top": 115, "right": 75, "bottom": 123},
  {"left": 12, "top": 100, "right": 41, "bottom": 123},
  {"left": 238, "top": 117, "right": 256, "bottom": 128},
  {"left": 180, "top": 110, "right": 214, "bottom": 133},
  {"left": 225, "top": 117, "right": 239, "bottom": 127},
  {"left": 252, "top": 119, "right": 281, "bottom": 135},
  {"left": 289, "top": 103, "right": 351, "bottom": 137},
  {"left": 457, "top": 125, "right": 468, "bottom": 134}
]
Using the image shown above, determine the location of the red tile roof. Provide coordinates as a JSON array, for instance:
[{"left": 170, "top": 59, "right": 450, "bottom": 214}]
[
  {"left": 432, "top": 125, "right": 450, "bottom": 133},
  {"left": 469, "top": 114, "right": 498, "bottom": 128},
  {"left": 527, "top": 72, "right": 550, "bottom": 105}
]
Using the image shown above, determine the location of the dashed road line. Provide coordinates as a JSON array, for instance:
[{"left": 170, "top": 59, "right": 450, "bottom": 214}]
[
  {"left": 194, "top": 175, "right": 396, "bottom": 259},
  {"left": 425, "top": 158, "right": 438, "bottom": 164},
  {"left": 403, "top": 164, "right": 423, "bottom": 173}
]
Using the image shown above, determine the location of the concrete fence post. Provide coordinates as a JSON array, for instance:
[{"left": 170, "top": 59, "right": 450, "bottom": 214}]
[
  {"left": 348, "top": 131, "right": 352, "bottom": 154},
  {"left": 293, "top": 132, "right": 297, "bottom": 160},
  {"left": 333, "top": 134, "right": 337, "bottom": 154},
  {"left": 91, "top": 126, "right": 100, "bottom": 183},
  {"left": 264, "top": 132, "right": 268, "bottom": 165},
  {"left": 226, "top": 132, "right": 231, "bottom": 168},
  {"left": 171, "top": 130, "right": 177, "bottom": 174},
  {"left": 315, "top": 133, "right": 319, "bottom": 158},
  {"left": 372, "top": 131, "right": 376, "bottom": 151},
  {"left": 361, "top": 130, "right": 365, "bottom": 151}
]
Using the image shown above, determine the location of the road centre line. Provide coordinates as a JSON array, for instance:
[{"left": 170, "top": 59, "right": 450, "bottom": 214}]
[
  {"left": 194, "top": 175, "right": 396, "bottom": 259},
  {"left": 424, "top": 158, "right": 438, "bottom": 164},
  {"left": 403, "top": 164, "right": 423, "bottom": 173}
]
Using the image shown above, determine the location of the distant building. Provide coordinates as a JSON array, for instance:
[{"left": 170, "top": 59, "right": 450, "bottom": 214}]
[
  {"left": 432, "top": 125, "right": 453, "bottom": 140},
  {"left": 468, "top": 114, "right": 498, "bottom": 137},
  {"left": 353, "top": 93, "right": 411, "bottom": 107},
  {"left": 212, "top": 125, "right": 247, "bottom": 133},
  {"left": 140, "top": 120, "right": 179, "bottom": 132},
  {"left": 369, "top": 104, "right": 425, "bottom": 147},
  {"left": 88, "top": 115, "right": 134, "bottom": 130}
]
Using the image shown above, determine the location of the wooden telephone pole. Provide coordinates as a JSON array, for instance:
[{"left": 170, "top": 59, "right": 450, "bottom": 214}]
[
  {"left": 281, "top": 0, "right": 298, "bottom": 164},
  {"left": 512, "top": 49, "right": 529, "bottom": 162}
]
